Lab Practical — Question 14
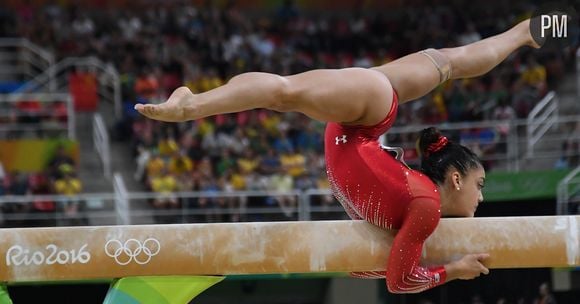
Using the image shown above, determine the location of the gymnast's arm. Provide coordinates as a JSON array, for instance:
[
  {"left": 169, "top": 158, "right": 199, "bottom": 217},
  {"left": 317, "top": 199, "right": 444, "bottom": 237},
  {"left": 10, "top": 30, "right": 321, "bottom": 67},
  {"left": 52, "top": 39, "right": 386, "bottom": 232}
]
[{"left": 386, "top": 197, "right": 489, "bottom": 293}]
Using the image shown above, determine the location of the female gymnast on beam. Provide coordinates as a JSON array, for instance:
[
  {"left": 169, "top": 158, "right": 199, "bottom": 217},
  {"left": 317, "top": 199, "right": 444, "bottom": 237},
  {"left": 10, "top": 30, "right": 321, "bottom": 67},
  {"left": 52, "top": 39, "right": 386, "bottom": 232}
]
[{"left": 135, "top": 19, "right": 540, "bottom": 293}]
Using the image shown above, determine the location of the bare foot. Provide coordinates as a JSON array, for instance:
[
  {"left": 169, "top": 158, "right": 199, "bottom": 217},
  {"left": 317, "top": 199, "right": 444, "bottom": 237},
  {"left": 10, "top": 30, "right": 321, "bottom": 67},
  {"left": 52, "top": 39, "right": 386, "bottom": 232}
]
[
  {"left": 135, "top": 86, "right": 199, "bottom": 122},
  {"left": 520, "top": 19, "right": 543, "bottom": 49}
]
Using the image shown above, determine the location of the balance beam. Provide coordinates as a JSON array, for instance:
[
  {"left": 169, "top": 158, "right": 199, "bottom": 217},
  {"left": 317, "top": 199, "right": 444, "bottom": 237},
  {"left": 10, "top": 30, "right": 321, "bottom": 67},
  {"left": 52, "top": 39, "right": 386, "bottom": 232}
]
[{"left": 0, "top": 216, "right": 578, "bottom": 282}]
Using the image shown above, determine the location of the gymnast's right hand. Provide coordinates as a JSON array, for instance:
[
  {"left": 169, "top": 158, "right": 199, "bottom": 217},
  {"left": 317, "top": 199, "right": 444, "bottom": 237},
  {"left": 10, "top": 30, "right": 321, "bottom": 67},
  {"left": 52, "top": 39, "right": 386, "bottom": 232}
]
[
  {"left": 135, "top": 86, "right": 198, "bottom": 122},
  {"left": 445, "top": 253, "right": 490, "bottom": 281}
]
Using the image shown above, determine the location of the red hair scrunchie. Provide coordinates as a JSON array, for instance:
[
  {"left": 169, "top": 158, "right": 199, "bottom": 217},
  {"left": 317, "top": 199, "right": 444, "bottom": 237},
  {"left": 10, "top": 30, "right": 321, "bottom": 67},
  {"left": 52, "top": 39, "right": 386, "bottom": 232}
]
[{"left": 426, "top": 136, "right": 449, "bottom": 156}]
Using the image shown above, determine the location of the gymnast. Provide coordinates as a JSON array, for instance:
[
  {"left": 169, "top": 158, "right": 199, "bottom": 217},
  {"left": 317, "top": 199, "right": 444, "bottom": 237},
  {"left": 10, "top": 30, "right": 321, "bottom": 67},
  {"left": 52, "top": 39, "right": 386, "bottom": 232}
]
[{"left": 135, "top": 19, "right": 540, "bottom": 293}]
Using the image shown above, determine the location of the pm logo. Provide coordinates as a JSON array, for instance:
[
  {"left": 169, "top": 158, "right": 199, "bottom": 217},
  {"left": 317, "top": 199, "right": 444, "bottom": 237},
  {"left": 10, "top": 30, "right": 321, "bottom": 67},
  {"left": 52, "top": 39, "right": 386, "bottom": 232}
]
[
  {"left": 530, "top": 3, "right": 577, "bottom": 49},
  {"left": 541, "top": 14, "right": 568, "bottom": 38},
  {"left": 104, "top": 238, "right": 160, "bottom": 265}
]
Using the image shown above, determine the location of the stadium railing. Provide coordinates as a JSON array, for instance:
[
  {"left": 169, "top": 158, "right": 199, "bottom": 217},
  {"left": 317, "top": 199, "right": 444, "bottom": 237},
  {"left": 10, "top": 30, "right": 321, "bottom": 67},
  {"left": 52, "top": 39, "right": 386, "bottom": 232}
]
[
  {"left": 15, "top": 56, "right": 121, "bottom": 119},
  {"left": 0, "top": 38, "right": 55, "bottom": 91},
  {"left": 0, "top": 92, "right": 75, "bottom": 139},
  {"left": 527, "top": 91, "right": 559, "bottom": 157},
  {"left": 557, "top": 166, "right": 580, "bottom": 215},
  {"left": 93, "top": 113, "right": 111, "bottom": 178}
]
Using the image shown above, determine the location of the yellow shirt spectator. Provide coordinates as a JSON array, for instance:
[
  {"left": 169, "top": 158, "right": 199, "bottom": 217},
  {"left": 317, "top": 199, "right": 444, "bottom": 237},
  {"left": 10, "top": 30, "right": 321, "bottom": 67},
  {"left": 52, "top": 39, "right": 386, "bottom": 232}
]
[
  {"left": 198, "top": 75, "right": 224, "bottom": 92},
  {"left": 197, "top": 120, "right": 215, "bottom": 137},
  {"left": 151, "top": 175, "right": 178, "bottom": 194},
  {"left": 146, "top": 156, "right": 166, "bottom": 178},
  {"left": 230, "top": 173, "right": 246, "bottom": 190},
  {"left": 158, "top": 138, "right": 179, "bottom": 156},
  {"left": 317, "top": 177, "right": 330, "bottom": 189},
  {"left": 432, "top": 92, "right": 447, "bottom": 118},
  {"left": 280, "top": 153, "right": 306, "bottom": 177},
  {"left": 168, "top": 156, "right": 194, "bottom": 175},
  {"left": 262, "top": 114, "right": 281, "bottom": 136},
  {"left": 237, "top": 158, "right": 259, "bottom": 174},
  {"left": 521, "top": 65, "right": 546, "bottom": 86},
  {"left": 54, "top": 177, "right": 82, "bottom": 196}
]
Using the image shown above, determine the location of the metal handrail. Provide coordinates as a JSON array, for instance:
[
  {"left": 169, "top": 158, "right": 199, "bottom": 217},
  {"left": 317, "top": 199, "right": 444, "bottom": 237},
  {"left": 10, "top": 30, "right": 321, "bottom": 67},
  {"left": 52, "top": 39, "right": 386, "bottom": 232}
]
[
  {"left": 557, "top": 165, "right": 580, "bottom": 215},
  {"left": 527, "top": 91, "right": 559, "bottom": 157},
  {"left": 0, "top": 38, "right": 55, "bottom": 90},
  {"left": 0, "top": 93, "right": 75, "bottom": 140},
  {"left": 113, "top": 172, "right": 129, "bottom": 225},
  {"left": 93, "top": 113, "right": 111, "bottom": 178},
  {"left": 0, "top": 193, "right": 116, "bottom": 204},
  {"left": 16, "top": 56, "right": 121, "bottom": 119}
]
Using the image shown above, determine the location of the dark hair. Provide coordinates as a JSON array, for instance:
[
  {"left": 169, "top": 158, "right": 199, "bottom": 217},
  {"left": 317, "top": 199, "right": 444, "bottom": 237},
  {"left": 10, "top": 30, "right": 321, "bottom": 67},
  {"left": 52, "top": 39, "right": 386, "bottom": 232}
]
[{"left": 417, "top": 127, "right": 482, "bottom": 185}]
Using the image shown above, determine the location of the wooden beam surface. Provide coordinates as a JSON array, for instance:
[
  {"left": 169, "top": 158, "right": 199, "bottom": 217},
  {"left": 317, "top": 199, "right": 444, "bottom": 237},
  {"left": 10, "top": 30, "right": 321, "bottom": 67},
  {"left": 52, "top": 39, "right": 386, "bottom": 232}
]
[{"left": 0, "top": 216, "right": 578, "bottom": 282}]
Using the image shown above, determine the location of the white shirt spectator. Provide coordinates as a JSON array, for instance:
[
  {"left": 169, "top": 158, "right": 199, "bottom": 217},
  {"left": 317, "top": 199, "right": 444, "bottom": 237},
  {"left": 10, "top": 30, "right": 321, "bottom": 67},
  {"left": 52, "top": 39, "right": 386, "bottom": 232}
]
[
  {"left": 72, "top": 15, "right": 95, "bottom": 36},
  {"left": 118, "top": 14, "right": 142, "bottom": 40},
  {"left": 457, "top": 23, "right": 481, "bottom": 46},
  {"left": 492, "top": 103, "right": 516, "bottom": 136},
  {"left": 248, "top": 32, "right": 274, "bottom": 57}
]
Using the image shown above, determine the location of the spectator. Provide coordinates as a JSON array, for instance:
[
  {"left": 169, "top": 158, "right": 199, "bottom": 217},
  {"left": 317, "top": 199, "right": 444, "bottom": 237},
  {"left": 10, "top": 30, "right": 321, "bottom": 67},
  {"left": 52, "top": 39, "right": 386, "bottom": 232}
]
[
  {"left": 0, "top": 158, "right": 5, "bottom": 182},
  {"left": 554, "top": 141, "right": 571, "bottom": 170},
  {"left": 513, "top": 55, "right": 547, "bottom": 118},
  {"left": 521, "top": 55, "right": 547, "bottom": 94},
  {"left": 145, "top": 150, "right": 166, "bottom": 186},
  {"left": 492, "top": 96, "right": 516, "bottom": 151},
  {"left": 229, "top": 166, "right": 247, "bottom": 192},
  {"left": 535, "top": 282, "right": 556, "bottom": 304},
  {"left": 259, "top": 148, "right": 281, "bottom": 175},
  {"left": 196, "top": 157, "right": 214, "bottom": 180},
  {"left": 134, "top": 67, "right": 160, "bottom": 102},
  {"left": 237, "top": 150, "right": 260, "bottom": 175},
  {"left": 457, "top": 22, "right": 482, "bottom": 45},
  {"left": 471, "top": 294, "right": 485, "bottom": 304},
  {"left": 150, "top": 167, "right": 179, "bottom": 210},
  {"left": 47, "top": 145, "right": 75, "bottom": 180},
  {"left": 53, "top": 164, "right": 85, "bottom": 225},
  {"left": 295, "top": 122, "right": 323, "bottom": 153},
  {"left": 280, "top": 148, "right": 306, "bottom": 178},
  {"left": 268, "top": 172, "right": 296, "bottom": 219},
  {"left": 2, "top": 171, "right": 31, "bottom": 227},
  {"left": 168, "top": 150, "right": 194, "bottom": 176},
  {"left": 273, "top": 130, "right": 294, "bottom": 154},
  {"left": 133, "top": 131, "right": 156, "bottom": 181},
  {"left": 216, "top": 149, "right": 236, "bottom": 177},
  {"left": 158, "top": 135, "right": 179, "bottom": 157},
  {"left": 197, "top": 177, "right": 222, "bottom": 222},
  {"left": 29, "top": 173, "right": 56, "bottom": 227}
]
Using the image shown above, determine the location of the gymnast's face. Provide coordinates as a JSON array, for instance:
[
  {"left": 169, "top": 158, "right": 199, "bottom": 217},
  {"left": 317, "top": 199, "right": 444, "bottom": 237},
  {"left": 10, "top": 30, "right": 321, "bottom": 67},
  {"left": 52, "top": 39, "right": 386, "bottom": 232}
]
[{"left": 444, "top": 166, "right": 485, "bottom": 217}]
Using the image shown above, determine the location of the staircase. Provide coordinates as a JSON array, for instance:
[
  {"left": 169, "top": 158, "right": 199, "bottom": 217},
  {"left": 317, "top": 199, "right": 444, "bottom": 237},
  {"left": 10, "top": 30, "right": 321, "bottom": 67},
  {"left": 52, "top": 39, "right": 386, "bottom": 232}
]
[
  {"left": 92, "top": 100, "right": 147, "bottom": 193},
  {"left": 0, "top": 38, "right": 54, "bottom": 91},
  {"left": 516, "top": 71, "right": 579, "bottom": 171}
]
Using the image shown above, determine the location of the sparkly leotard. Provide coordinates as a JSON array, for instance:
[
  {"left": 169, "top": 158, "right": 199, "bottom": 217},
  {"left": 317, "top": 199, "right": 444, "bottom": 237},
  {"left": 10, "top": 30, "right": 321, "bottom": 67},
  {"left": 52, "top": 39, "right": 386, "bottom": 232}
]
[{"left": 324, "top": 91, "right": 446, "bottom": 293}]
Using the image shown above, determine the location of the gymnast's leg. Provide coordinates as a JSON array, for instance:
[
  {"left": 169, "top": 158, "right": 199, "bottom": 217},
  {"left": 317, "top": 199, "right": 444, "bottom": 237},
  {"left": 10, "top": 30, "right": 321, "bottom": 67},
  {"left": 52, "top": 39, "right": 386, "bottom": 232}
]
[
  {"left": 371, "top": 19, "right": 540, "bottom": 103},
  {"left": 136, "top": 19, "right": 538, "bottom": 126},
  {"left": 135, "top": 67, "right": 395, "bottom": 127}
]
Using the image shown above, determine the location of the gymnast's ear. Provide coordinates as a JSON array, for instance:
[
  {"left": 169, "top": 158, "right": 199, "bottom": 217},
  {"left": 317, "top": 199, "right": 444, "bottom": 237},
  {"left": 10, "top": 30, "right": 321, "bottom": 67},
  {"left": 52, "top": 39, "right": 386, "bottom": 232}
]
[{"left": 446, "top": 169, "right": 462, "bottom": 190}]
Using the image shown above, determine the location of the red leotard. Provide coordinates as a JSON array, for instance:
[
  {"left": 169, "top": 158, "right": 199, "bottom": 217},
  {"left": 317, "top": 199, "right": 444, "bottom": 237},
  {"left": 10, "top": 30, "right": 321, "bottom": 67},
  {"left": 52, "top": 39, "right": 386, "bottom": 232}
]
[{"left": 324, "top": 91, "right": 446, "bottom": 293}]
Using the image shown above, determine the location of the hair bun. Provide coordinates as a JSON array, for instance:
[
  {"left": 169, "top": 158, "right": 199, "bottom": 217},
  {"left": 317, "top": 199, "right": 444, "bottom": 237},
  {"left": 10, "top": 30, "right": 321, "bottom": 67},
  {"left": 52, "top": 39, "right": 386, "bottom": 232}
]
[
  {"left": 417, "top": 127, "right": 449, "bottom": 158},
  {"left": 427, "top": 136, "right": 448, "bottom": 156}
]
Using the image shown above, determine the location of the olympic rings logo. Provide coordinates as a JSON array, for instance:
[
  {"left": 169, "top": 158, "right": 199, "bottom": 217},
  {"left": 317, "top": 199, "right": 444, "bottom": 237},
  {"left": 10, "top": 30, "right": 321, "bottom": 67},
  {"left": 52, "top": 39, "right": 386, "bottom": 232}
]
[{"left": 104, "top": 238, "right": 161, "bottom": 265}]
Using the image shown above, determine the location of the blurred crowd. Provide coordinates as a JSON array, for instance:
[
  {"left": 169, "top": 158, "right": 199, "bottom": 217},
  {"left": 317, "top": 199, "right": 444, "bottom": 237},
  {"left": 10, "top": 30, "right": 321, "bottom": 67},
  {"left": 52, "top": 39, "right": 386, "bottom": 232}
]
[
  {"left": 0, "top": 145, "right": 85, "bottom": 227},
  {"left": 0, "top": 0, "right": 578, "bottom": 220}
]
